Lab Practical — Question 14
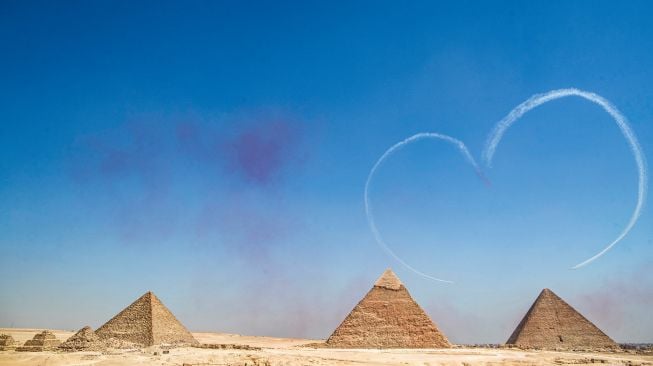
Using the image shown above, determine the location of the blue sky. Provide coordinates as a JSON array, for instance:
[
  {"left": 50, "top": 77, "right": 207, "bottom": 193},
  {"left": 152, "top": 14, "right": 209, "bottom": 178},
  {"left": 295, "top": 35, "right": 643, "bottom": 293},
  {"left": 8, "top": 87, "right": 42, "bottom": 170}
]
[{"left": 1, "top": 1, "right": 652, "bottom": 343}]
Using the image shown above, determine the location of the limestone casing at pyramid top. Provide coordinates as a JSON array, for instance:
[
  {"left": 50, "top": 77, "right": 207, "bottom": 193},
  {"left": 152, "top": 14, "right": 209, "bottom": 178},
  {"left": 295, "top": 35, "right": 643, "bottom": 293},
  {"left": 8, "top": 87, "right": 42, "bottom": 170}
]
[{"left": 374, "top": 268, "right": 404, "bottom": 290}]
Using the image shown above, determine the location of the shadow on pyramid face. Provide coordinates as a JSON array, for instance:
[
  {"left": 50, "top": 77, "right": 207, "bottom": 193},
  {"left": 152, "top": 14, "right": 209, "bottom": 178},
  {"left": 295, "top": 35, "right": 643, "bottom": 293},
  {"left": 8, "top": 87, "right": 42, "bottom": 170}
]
[
  {"left": 506, "top": 288, "right": 619, "bottom": 351},
  {"left": 95, "top": 291, "right": 198, "bottom": 347},
  {"left": 326, "top": 268, "right": 451, "bottom": 349}
]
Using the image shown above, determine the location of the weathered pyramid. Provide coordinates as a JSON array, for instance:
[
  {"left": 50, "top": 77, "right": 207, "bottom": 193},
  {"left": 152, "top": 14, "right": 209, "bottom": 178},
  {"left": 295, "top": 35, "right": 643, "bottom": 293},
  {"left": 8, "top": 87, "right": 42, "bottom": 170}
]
[
  {"left": 506, "top": 288, "right": 618, "bottom": 350},
  {"left": 60, "top": 326, "right": 106, "bottom": 351},
  {"left": 326, "top": 269, "right": 450, "bottom": 348},
  {"left": 95, "top": 291, "right": 198, "bottom": 347},
  {"left": 16, "top": 330, "right": 61, "bottom": 352},
  {"left": 0, "top": 334, "right": 16, "bottom": 351}
]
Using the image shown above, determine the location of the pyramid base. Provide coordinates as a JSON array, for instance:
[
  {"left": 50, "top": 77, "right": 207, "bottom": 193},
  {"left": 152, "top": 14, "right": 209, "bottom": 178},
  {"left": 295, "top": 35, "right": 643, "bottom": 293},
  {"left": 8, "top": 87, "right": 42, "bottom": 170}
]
[{"left": 16, "top": 345, "right": 59, "bottom": 352}]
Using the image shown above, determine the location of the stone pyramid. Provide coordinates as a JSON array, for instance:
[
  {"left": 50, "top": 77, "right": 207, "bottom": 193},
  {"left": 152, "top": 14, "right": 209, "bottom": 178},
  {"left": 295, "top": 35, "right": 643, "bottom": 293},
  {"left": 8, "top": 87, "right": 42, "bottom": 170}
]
[
  {"left": 95, "top": 291, "right": 198, "bottom": 346},
  {"left": 0, "top": 334, "right": 16, "bottom": 351},
  {"left": 326, "top": 269, "right": 450, "bottom": 348},
  {"left": 60, "top": 326, "right": 106, "bottom": 351},
  {"left": 506, "top": 288, "right": 618, "bottom": 350},
  {"left": 16, "top": 330, "right": 61, "bottom": 352}
]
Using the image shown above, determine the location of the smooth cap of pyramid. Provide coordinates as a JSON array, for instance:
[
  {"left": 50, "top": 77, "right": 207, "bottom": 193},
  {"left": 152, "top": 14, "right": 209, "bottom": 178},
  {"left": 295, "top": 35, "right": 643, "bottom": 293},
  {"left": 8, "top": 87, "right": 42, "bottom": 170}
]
[{"left": 374, "top": 268, "right": 403, "bottom": 290}]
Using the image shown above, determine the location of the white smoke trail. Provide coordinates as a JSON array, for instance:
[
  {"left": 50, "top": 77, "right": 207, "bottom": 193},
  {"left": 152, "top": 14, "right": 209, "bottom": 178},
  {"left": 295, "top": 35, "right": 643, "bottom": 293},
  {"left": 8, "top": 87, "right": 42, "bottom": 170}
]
[
  {"left": 364, "top": 132, "right": 483, "bottom": 283},
  {"left": 483, "top": 88, "right": 648, "bottom": 269}
]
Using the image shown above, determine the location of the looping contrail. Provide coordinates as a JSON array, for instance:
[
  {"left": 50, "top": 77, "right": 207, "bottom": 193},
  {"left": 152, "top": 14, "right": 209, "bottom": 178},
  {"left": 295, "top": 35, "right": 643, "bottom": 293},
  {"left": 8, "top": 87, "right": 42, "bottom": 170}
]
[
  {"left": 364, "top": 133, "right": 483, "bottom": 283},
  {"left": 365, "top": 88, "right": 647, "bottom": 283},
  {"left": 483, "top": 88, "right": 648, "bottom": 269}
]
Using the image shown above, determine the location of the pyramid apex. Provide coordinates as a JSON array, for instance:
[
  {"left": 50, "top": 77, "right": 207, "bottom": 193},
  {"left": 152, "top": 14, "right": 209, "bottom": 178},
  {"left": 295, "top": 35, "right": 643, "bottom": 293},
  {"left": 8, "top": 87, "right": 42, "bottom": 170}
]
[
  {"left": 539, "top": 288, "right": 556, "bottom": 297},
  {"left": 140, "top": 291, "right": 156, "bottom": 300},
  {"left": 374, "top": 268, "right": 403, "bottom": 290}
]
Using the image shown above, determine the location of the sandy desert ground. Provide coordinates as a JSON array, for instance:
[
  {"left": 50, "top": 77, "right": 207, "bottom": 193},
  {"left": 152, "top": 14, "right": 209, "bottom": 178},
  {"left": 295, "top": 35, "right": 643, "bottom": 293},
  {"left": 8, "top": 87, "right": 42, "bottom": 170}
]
[{"left": 1, "top": 328, "right": 652, "bottom": 366}]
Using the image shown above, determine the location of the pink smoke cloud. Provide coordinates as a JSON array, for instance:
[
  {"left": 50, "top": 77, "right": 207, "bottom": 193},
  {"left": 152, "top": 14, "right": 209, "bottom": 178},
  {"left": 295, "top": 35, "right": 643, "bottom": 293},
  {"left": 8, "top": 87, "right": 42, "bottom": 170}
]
[
  {"left": 71, "top": 121, "right": 166, "bottom": 182},
  {"left": 174, "top": 112, "right": 308, "bottom": 188},
  {"left": 175, "top": 118, "right": 219, "bottom": 162},
  {"left": 222, "top": 119, "right": 304, "bottom": 185},
  {"left": 69, "top": 110, "right": 310, "bottom": 244},
  {"left": 68, "top": 119, "right": 177, "bottom": 242},
  {"left": 178, "top": 114, "right": 309, "bottom": 264},
  {"left": 574, "top": 262, "right": 653, "bottom": 335},
  {"left": 194, "top": 196, "right": 299, "bottom": 268},
  {"left": 188, "top": 267, "right": 373, "bottom": 339}
]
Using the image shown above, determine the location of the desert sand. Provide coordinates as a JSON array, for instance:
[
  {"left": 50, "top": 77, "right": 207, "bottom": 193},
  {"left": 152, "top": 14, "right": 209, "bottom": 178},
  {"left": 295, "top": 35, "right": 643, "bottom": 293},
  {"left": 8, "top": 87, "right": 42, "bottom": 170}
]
[{"left": 1, "top": 328, "right": 652, "bottom": 366}]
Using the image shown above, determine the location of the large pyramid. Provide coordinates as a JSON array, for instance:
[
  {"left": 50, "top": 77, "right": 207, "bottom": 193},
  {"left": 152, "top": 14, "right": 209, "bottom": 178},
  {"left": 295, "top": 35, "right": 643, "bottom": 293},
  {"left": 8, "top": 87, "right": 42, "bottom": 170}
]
[
  {"left": 95, "top": 291, "right": 198, "bottom": 346},
  {"left": 326, "top": 269, "right": 450, "bottom": 348},
  {"left": 506, "top": 288, "right": 618, "bottom": 350}
]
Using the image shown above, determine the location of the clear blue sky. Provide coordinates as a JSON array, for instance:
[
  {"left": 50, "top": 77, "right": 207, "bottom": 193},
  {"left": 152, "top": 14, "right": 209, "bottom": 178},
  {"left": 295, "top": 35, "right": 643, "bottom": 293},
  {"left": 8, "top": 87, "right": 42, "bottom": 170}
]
[{"left": 1, "top": 1, "right": 652, "bottom": 343}]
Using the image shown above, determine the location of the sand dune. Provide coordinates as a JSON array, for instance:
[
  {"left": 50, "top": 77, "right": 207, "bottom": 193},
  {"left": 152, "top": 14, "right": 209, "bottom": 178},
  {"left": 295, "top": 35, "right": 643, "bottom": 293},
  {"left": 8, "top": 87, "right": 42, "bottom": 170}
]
[{"left": 1, "top": 328, "right": 652, "bottom": 366}]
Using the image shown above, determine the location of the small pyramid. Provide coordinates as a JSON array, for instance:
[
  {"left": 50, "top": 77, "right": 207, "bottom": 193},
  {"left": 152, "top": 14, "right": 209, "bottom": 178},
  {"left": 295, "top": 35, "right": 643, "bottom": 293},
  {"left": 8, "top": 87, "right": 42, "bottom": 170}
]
[
  {"left": 506, "top": 288, "right": 619, "bottom": 350},
  {"left": 60, "top": 326, "right": 106, "bottom": 351},
  {"left": 0, "top": 334, "right": 16, "bottom": 351},
  {"left": 326, "top": 269, "right": 450, "bottom": 348},
  {"left": 16, "top": 330, "right": 61, "bottom": 352},
  {"left": 95, "top": 291, "right": 198, "bottom": 347}
]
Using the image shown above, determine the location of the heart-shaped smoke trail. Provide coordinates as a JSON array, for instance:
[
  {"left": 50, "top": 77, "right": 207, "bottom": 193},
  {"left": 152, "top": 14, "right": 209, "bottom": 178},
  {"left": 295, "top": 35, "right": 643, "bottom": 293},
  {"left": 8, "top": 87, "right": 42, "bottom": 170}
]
[
  {"left": 364, "top": 133, "right": 483, "bottom": 283},
  {"left": 483, "top": 88, "right": 648, "bottom": 270},
  {"left": 365, "top": 89, "right": 648, "bottom": 283}
]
